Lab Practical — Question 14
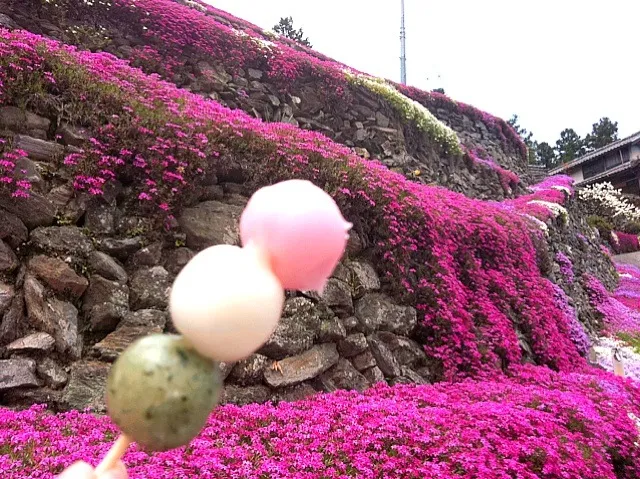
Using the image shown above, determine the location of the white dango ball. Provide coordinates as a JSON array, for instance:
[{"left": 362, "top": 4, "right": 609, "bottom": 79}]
[{"left": 169, "top": 244, "right": 284, "bottom": 362}]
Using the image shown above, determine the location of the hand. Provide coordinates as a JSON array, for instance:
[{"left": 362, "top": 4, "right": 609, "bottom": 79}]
[{"left": 57, "top": 460, "right": 128, "bottom": 479}]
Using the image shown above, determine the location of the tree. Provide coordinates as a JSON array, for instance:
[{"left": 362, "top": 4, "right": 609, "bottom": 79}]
[
  {"left": 508, "top": 114, "right": 537, "bottom": 164},
  {"left": 432, "top": 88, "right": 446, "bottom": 94},
  {"left": 272, "top": 16, "right": 312, "bottom": 47},
  {"left": 584, "top": 117, "right": 619, "bottom": 152},
  {"left": 555, "top": 128, "right": 585, "bottom": 164},
  {"left": 536, "top": 142, "right": 557, "bottom": 169}
]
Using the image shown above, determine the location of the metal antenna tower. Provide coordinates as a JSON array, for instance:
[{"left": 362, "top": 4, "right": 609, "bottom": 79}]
[{"left": 400, "top": 0, "right": 407, "bottom": 84}]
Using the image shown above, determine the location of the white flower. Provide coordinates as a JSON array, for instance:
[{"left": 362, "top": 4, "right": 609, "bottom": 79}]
[
  {"left": 551, "top": 185, "right": 572, "bottom": 196},
  {"left": 579, "top": 182, "right": 640, "bottom": 224},
  {"left": 527, "top": 200, "right": 568, "bottom": 218},
  {"left": 344, "top": 73, "right": 461, "bottom": 155},
  {"left": 521, "top": 213, "right": 549, "bottom": 234}
]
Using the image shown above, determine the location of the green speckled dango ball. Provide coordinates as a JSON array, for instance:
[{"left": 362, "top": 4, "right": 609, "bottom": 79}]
[{"left": 106, "top": 334, "right": 222, "bottom": 451}]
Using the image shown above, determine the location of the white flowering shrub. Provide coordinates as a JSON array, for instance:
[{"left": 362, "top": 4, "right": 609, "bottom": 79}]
[
  {"left": 344, "top": 72, "right": 462, "bottom": 156},
  {"left": 579, "top": 182, "right": 640, "bottom": 228},
  {"left": 527, "top": 200, "right": 568, "bottom": 220}
]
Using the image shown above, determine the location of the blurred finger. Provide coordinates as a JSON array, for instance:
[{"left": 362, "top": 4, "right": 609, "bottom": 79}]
[
  {"left": 99, "top": 460, "right": 128, "bottom": 479},
  {"left": 57, "top": 461, "right": 94, "bottom": 478}
]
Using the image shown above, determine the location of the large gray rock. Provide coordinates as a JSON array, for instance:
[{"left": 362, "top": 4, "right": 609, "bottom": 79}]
[
  {"left": 2, "top": 388, "right": 62, "bottom": 407},
  {"left": 57, "top": 124, "right": 90, "bottom": 147},
  {"left": 337, "top": 333, "right": 368, "bottom": 357},
  {"left": 0, "top": 106, "right": 27, "bottom": 129},
  {"left": 26, "top": 112, "right": 51, "bottom": 131},
  {"left": 61, "top": 361, "right": 110, "bottom": 412},
  {"left": 121, "top": 309, "right": 167, "bottom": 329},
  {"left": 13, "top": 135, "right": 64, "bottom": 162},
  {"left": 341, "top": 316, "right": 359, "bottom": 332},
  {"left": 0, "top": 209, "right": 28, "bottom": 248},
  {"left": 317, "top": 316, "right": 347, "bottom": 342},
  {"left": 229, "top": 354, "right": 269, "bottom": 386},
  {"left": 0, "top": 14, "right": 18, "bottom": 30},
  {"left": 88, "top": 251, "right": 127, "bottom": 283},
  {"left": 376, "top": 331, "right": 427, "bottom": 367},
  {"left": 164, "top": 247, "right": 195, "bottom": 275},
  {"left": 398, "top": 366, "right": 428, "bottom": 385},
  {"left": 82, "top": 275, "right": 129, "bottom": 331},
  {"left": 345, "top": 231, "right": 364, "bottom": 257},
  {"left": 0, "top": 240, "right": 18, "bottom": 272},
  {"left": 220, "top": 385, "right": 270, "bottom": 406},
  {"left": 93, "top": 324, "right": 163, "bottom": 361},
  {"left": 321, "top": 278, "right": 353, "bottom": 316},
  {"left": 178, "top": 201, "right": 243, "bottom": 250},
  {"left": 263, "top": 343, "right": 339, "bottom": 388},
  {"left": 0, "top": 107, "right": 50, "bottom": 131},
  {"left": 354, "top": 293, "right": 417, "bottom": 335},
  {"left": 0, "top": 290, "right": 21, "bottom": 345},
  {"left": 317, "top": 358, "right": 369, "bottom": 392},
  {"left": 24, "top": 275, "right": 81, "bottom": 358},
  {"left": 97, "top": 237, "right": 143, "bottom": 260},
  {"left": 0, "top": 359, "right": 39, "bottom": 391},
  {"left": 273, "top": 383, "right": 317, "bottom": 403},
  {"left": 330, "top": 263, "right": 352, "bottom": 283},
  {"left": 259, "top": 297, "right": 320, "bottom": 359},
  {"left": 129, "top": 266, "right": 171, "bottom": 310},
  {"left": 130, "top": 242, "right": 163, "bottom": 267},
  {"left": 367, "top": 335, "right": 401, "bottom": 377},
  {"left": 28, "top": 255, "right": 88, "bottom": 298},
  {"left": 50, "top": 299, "right": 81, "bottom": 359},
  {"left": 37, "top": 357, "right": 68, "bottom": 389},
  {"left": 351, "top": 350, "right": 376, "bottom": 371},
  {"left": 84, "top": 204, "right": 116, "bottom": 235},
  {"left": 14, "top": 157, "right": 44, "bottom": 192},
  {"left": 0, "top": 282, "right": 15, "bottom": 316},
  {"left": 0, "top": 191, "right": 55, "bottom": 230},
  {"left": 30, "top": 226, "right": 93, "bottom": 256},
  {"left": 348, "top": 261, "right": 381, "bottom": 298},
  {"left": 363, "top": 366, "right": 386, "bottom": 384},
  {"left": 46, "top": 184, "right": 74, "bottom": 211},
  {"left": 6, "top": 332, "right": 55, "bottom": 353},
  {"left": 218, "top": 361, "right": 235, "bottom": 381}
]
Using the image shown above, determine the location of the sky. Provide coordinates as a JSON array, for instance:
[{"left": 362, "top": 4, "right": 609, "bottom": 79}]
[{"left": 205, "top": 1, "right": 638, "bottom": 145}]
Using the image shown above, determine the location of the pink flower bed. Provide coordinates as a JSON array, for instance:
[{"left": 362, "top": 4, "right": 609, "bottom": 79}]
[
  {"left": 555, "top": 252, "right": 575, "bottom": 284},
  {"left": 0, "top": 28, "right": 587, "bottom": 381},
  {"left": 466, "top": 147, "right": 520, "bottom": 193},
  {"left": 394, "top": 84, "right": 528, "bottom": 160},
  {"left": 1, "top": 367, "right": 640, "bottom": 479},
  {"left": 585, "top": 273, "right": 640, "bottom": 336},
  {"left": 550, "top": 282, "right": 589, "bottom": 355},
  {"left": 615, "top": 264, "right": 640, "bottom": 311},
  {"left": 31, "top": 0, "right": 525, "bottom": 162},
  {"left": 613, "top": 232, "right": 640, "bottom": 254},
  {"left": 0, "top": 143, "right": 32, "bottom": 198}
]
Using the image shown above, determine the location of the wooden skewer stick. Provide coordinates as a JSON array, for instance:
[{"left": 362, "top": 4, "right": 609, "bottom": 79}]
[
  {"left": 613, "top": 347, "right": 625, "bottom": 378},
  {"left": 94, "top": 435, "right": 132, "bottom": 476}
]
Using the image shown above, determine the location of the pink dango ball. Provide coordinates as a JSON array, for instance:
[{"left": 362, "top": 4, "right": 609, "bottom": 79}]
[
  {"left": 169, "top": 244, "right": 284, "bottom": 362},
  {"left": 239, "top": 179, "right": 352, "bottom": 292}
]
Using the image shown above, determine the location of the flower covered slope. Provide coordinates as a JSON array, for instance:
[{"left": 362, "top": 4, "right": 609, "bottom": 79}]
[
  {"left": 3, "top": 368, "right": 640, "bottom": 479},
  {"left": 0, "top": 28, "right": 588, "bottom": 381},
  {"left": 185, "top": 0, "right": 528, "bottom": 160},
  {"left": 1, "top": 13, "right": 640, "bottom": 479},
  {"left": 8, "top": 0, "right": 526, "bottom": 173},
  {"left": 588, "top": 263, "right": 640, "bottom": 380}
]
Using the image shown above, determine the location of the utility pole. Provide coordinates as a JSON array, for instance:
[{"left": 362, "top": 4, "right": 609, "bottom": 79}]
[{"left": 400, "top": 0, "right": 407, "bottom": 84}]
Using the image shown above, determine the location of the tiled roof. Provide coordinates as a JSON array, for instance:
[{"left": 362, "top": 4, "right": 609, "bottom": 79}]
[
  {"left": 549, "top": 130, "right": 640, "bottom": 175},
  {"left": 576, "top": 158, "right": 640, "bottom": 186}
]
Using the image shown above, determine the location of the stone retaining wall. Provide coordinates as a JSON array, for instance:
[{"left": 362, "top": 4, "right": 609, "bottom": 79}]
[{"left": 1, "top": 2, "right": 528, "bottom": 200}]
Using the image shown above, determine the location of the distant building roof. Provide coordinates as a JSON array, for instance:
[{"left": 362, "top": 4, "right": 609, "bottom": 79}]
[
  {"left": 575, "top": 158, "right": 640, "bottom": 186},
  {"left": 548, "top": 130, "right": 640, "bottom": 175}
]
